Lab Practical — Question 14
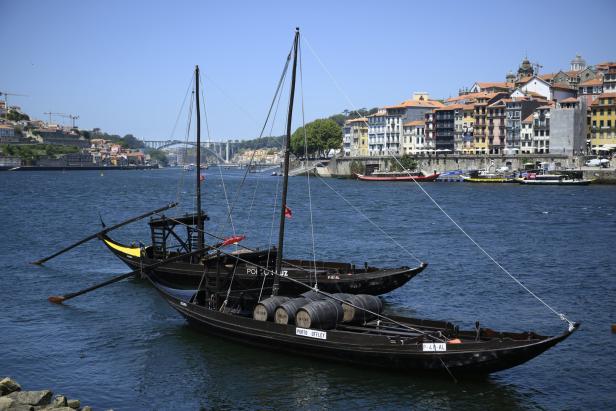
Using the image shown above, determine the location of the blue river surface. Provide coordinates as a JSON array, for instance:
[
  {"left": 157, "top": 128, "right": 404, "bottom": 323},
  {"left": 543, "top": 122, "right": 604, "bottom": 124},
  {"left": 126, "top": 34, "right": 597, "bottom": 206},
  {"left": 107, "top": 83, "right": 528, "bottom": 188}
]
[{"left": 1, "top": 168, "right": 615, "bottom": 410}]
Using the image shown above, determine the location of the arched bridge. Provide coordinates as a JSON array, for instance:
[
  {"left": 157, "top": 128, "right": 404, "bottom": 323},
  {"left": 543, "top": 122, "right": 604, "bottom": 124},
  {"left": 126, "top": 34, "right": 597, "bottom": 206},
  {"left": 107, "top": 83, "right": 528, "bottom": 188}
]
[{"left": 140, "top": 139, "right": 242, "bottom": 164}]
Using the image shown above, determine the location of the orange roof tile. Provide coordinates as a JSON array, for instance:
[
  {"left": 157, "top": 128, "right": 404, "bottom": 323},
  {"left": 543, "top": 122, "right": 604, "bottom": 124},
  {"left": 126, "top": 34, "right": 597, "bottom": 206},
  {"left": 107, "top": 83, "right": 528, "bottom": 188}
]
[
  {"left": 539, "top": 73, "right": 556, "bottom": 80},
  {"left": 551, "top": 83, "right": 575, "bottom": 91},
  {"left": 477, "top": 82, "right": 514, "bottom": 89},
  {"left": 384, "top": 99, "right": 445, "bottom": 109},
  {"left": 435, "top": 104, "right": 462, "bottom": 111},
  {"left": 559, "top": 97, "right": 578, "bottom": 103},
  {"left": 579, "top": 77, "right": 603, "bottom": 87},
  {"left": 522, "top": 114, "right": 534, "bottom": 123}
]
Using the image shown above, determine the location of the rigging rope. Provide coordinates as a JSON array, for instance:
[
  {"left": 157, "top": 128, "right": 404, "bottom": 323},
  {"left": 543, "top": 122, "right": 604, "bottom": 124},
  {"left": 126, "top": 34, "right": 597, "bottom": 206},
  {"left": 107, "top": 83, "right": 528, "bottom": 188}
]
[
  {"left": 298, "top": 41, "right": 319, "bottom": 289},
  {"left": 386, "top": 152, "right": 574, "bottom": 329},
  {"left": 210, "top": 45, "right": 292, "bottom": 241},
  {"left": 315, "top": 175, "right": 423, "bottom": 265},
  {"left": 303, "top": 34, "right": 573, "bottom": 328},
  {"left": 173, "top": 74, "right": 197, "bottom": 206},
  {"left": 198, "top": 76, "right": 237, "bottom": 238}
]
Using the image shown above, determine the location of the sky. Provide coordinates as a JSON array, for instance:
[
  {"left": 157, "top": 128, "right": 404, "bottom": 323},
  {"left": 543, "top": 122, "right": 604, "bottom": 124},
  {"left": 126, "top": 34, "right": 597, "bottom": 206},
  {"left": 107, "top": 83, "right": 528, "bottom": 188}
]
[{"left": 2, "top": 0, "right": 615, "bottom": 141}]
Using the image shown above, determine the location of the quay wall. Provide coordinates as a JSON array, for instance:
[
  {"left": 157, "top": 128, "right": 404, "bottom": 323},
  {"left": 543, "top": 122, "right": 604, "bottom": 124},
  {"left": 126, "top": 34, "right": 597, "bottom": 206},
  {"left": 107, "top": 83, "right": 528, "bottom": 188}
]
[{"left": 322, "top": 155, "right": 616, "bottom": 183}]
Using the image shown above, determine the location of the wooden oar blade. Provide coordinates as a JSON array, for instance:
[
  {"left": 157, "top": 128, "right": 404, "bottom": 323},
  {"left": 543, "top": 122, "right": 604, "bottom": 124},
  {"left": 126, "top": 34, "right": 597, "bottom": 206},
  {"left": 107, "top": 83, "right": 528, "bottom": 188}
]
[
  {"left": 48, "top": 295, "right": 65, "bottom": 304},
  {"left": 32, "top": 202, "right": 178, "bottom": 265}
]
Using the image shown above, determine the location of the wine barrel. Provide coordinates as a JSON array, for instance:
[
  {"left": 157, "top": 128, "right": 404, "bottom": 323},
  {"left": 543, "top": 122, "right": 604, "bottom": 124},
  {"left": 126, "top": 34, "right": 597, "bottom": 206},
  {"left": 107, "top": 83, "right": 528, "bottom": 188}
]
[
  {"left": 331, "top": 293, "right": 354, "bottom": 302},
  {"left": 253, "top": 296, "right": 290, "bottom": 322},
  {"left": 301, "top": 290, "right": 325, "bottom": 301},
  {"left": 274, "top": 297, "right": 310, "bottom": 325},
  {"left": 341, "top": 294, "right": 383, "bottom": 323},
  {"left": 295, "top": 300, "right": 343, "bottom": 330}
]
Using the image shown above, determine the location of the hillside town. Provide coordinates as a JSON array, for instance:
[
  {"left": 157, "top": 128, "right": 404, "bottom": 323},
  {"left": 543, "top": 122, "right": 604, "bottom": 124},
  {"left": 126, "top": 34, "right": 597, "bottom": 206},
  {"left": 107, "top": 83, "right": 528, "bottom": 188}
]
[
  {"left": 2, "top": 55, "right": 615, "bottom": 170},
  {"left": 0, "top": 108, "right": 153, "bottom": 168},
  {"left": 342, "top": 56, "right": 616, "bottom": 159}
]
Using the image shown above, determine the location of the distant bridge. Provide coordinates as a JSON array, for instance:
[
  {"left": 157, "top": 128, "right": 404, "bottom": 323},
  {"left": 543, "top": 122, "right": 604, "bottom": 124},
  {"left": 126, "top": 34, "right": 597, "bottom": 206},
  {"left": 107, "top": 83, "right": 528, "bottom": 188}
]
[{"left": 140, "top": 139, "right": 242, "bottom": 164}]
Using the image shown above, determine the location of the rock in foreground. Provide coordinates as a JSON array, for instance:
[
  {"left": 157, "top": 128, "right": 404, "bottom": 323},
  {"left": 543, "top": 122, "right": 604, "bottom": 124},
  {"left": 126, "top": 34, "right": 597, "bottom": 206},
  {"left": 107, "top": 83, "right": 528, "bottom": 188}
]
[{"left": 0, "top": 377, "right": 96, "bottom": 411}]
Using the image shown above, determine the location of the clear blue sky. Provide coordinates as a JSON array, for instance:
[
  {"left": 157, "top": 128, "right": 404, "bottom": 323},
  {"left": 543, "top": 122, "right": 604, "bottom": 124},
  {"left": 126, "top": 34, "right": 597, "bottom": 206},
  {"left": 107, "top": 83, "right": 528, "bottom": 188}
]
[{"left": 2, "top": 0, "right": 615, "bottom": 141}]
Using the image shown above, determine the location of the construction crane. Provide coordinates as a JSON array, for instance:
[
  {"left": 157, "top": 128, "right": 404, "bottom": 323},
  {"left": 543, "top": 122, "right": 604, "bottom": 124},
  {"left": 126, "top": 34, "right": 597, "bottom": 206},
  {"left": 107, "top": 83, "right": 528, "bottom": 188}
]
[
  {"left": 43, "top": 111, "right": 67, "bottom": 125},
  {"left": 531, "top": 61, "right": 543, "bottom": 76},
  {"left": 65, "top": 114, "right": 79, "bottom": 128},
  {"left": 0, "top": 91, "right": 27, "bottom": 112}
]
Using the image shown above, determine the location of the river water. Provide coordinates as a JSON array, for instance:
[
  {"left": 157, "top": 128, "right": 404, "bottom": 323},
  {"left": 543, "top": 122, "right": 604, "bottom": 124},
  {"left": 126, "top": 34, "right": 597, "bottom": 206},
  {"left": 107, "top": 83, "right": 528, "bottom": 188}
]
[{"left": 1, "top": 168, "right": 615, "bottom": 410}]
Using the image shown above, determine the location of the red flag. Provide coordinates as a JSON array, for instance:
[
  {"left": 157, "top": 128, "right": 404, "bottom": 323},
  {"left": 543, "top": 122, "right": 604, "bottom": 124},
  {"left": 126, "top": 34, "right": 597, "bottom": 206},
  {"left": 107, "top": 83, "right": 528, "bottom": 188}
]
[
  {"left": 284, "top": 205, "right": 292, "bottom": 219},
  {"left": 221, "top": 235, "right": 246, "bottom": 246},
  {"left": 199, "top": 174, "right": 205, "bottom": 182}
]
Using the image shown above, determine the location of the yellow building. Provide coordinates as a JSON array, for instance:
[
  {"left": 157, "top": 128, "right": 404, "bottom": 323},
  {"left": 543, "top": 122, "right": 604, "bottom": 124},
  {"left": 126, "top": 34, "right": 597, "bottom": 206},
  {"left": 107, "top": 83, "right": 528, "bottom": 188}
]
[
  {"left": 590, "top": 92, "right": 616, "bottom": 149},
  {"left": 344, "top": 118, "right": 369, "bottom": 156},
  {"left": 457, "top": 104, "right": 475, "bottom": 154}
]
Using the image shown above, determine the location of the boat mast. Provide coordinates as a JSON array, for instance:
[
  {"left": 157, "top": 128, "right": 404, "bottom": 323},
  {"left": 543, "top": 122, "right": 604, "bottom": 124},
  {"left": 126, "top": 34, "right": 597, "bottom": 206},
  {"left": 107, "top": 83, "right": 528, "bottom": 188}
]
[
  {"left": 195, "top": 65, "right": 204, "bottom": 251},
  {"left": 272, "top": 28, "right": 300, "bottom": 296}
]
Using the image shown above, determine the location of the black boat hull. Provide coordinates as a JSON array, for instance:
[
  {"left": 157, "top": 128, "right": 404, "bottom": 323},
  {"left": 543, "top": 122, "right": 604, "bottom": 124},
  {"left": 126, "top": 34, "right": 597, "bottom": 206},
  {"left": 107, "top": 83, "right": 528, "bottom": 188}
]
[
  {"left": 153, "top": 279, "right": 577, "bottom": 376},
  {"left": 100, "top": 234, "right": 426, "bottom": 295}
]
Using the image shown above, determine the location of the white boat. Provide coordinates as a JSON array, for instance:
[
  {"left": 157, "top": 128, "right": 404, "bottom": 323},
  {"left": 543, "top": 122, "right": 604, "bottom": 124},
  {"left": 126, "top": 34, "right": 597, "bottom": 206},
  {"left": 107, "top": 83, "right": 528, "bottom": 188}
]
[{"left": 518, "top": 174, "right": 592, "bottom": 186}]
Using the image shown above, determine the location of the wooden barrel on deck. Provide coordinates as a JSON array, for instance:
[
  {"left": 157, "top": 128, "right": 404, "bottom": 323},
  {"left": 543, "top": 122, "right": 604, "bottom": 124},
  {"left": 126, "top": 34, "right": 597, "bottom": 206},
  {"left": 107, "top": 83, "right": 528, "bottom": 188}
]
[
  {"left": 253, "top": 296, "right": 290, "bottom": 322},
  {"left": 341, "top": 294, "right": 383, "bottom": 324},
  {"left": 301, "top": 290, "right": 325, "bottom": 301},
  {"left": 295, "top": 300, "right": 343, "bottom": 330},
  {"left": 274, "top": 297, "right": 310, "bottom": 325}
]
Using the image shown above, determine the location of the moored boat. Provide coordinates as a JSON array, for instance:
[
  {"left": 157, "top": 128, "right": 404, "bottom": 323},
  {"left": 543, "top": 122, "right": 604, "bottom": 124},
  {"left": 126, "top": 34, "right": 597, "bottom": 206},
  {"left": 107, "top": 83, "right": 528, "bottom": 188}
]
[
  {"left": 461, "top": 170, "right": 517, "bottom": 183},
  {"left": 518, "top": 173, "right": 592, "bottom": 185},
  {"left": 355, "top": 171, "right": 440, "bottom": 182},
  {"left": 100, "top": 229, "right": 426, "bottom": 295},
  {"left": 45, "top": 28, "right": 579, "bottom": 379},
  {"left": 143, "top": 29, "right": 578, "bottom": 377}
]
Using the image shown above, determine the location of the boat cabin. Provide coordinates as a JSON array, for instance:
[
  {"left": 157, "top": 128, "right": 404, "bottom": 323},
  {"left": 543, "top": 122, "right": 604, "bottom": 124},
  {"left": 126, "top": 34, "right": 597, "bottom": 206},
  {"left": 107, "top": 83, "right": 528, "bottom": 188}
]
[{"left": 148, "top": 212, "right": 209, "bottom": 261}]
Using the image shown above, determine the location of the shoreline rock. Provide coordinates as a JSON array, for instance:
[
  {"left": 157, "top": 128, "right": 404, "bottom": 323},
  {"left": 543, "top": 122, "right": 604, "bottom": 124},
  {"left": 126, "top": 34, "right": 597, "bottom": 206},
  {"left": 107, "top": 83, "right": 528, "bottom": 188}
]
[{"left": 0, "top": 377, "right": 100, "bottom": 411}]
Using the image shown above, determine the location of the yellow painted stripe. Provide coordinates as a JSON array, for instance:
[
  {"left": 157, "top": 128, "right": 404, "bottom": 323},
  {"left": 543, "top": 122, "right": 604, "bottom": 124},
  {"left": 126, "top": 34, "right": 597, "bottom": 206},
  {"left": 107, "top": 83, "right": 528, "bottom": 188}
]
[{"left": 103, "top": 238, "right": 142, "bottom": 257}]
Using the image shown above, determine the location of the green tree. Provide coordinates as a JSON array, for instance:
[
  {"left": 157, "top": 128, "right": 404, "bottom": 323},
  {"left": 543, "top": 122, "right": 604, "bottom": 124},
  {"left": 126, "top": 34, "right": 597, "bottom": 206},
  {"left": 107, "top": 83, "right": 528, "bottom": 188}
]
[
  {"left": 147, "top": 149, "right": 169, "bottom": 166},
  {"left": 399, "top": 154, "right": 418, "bottom": 171},
  {"left": 4, "top": 110, "right": 30, "bottom": 122},
  {"left": 291, "top": 118, "right": 342, "bottom": 158}
]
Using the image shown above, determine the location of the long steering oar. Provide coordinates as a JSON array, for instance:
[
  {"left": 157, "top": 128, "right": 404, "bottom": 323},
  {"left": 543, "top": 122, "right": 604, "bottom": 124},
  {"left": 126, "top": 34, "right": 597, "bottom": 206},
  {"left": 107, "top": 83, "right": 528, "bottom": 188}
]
[
  {"left": 33, "top": 202, "right": 178, "bottom": 265},
  {"left": 48, "top": 234, "right": 246, "bottom": 304}
]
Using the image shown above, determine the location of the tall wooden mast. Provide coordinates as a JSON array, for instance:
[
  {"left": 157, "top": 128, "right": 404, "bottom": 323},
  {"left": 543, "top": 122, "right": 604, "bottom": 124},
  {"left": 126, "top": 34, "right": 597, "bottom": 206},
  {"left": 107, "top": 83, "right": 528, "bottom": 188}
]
[
  {"left": 195, "top": 65, "right": 204, "bottom": 251},
  {"left": 272, "top": 28, "right": 300, "bottom": 296}
]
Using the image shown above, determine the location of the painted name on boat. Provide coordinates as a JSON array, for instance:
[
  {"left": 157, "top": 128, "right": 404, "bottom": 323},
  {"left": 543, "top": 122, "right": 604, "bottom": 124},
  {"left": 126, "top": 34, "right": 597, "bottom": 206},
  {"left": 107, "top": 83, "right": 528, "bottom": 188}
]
[
  {"left": 422, "top": 343, "right": 446, "bottom": 352},
  {"left": 296, "top": 327, "right": 327, "bottom": 340}
]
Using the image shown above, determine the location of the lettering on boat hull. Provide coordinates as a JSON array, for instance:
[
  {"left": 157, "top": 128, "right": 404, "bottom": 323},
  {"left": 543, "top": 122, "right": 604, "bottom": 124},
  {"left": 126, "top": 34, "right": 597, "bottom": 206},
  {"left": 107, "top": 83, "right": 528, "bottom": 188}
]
[
  {"left": 422, "top": 343, "right": 446, "bottom": 352},
  {"left": 296, "top": 327, "right": 327, "bottom": 340}
]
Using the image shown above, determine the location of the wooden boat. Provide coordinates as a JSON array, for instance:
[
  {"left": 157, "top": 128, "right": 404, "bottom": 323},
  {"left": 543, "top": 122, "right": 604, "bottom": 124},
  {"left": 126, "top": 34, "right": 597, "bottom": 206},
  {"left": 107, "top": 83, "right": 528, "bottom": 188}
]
[
  {"left": 137, "top": 29, "right": 578, "bottom": 377},
  {"left": 518, "top": 173, "right": 592, "bottom": 185},
  {"left": 100, "top": 230, "right": 426, "bottom": 295},
  {"left": 98, "top": 57, "right": 426, "bottom": 297},
  {"left": 150, "top": 274, "right": 579, "bottom": 376},
  {"left": 355, "top": 171, "right": 440, "bottom": 182}
]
